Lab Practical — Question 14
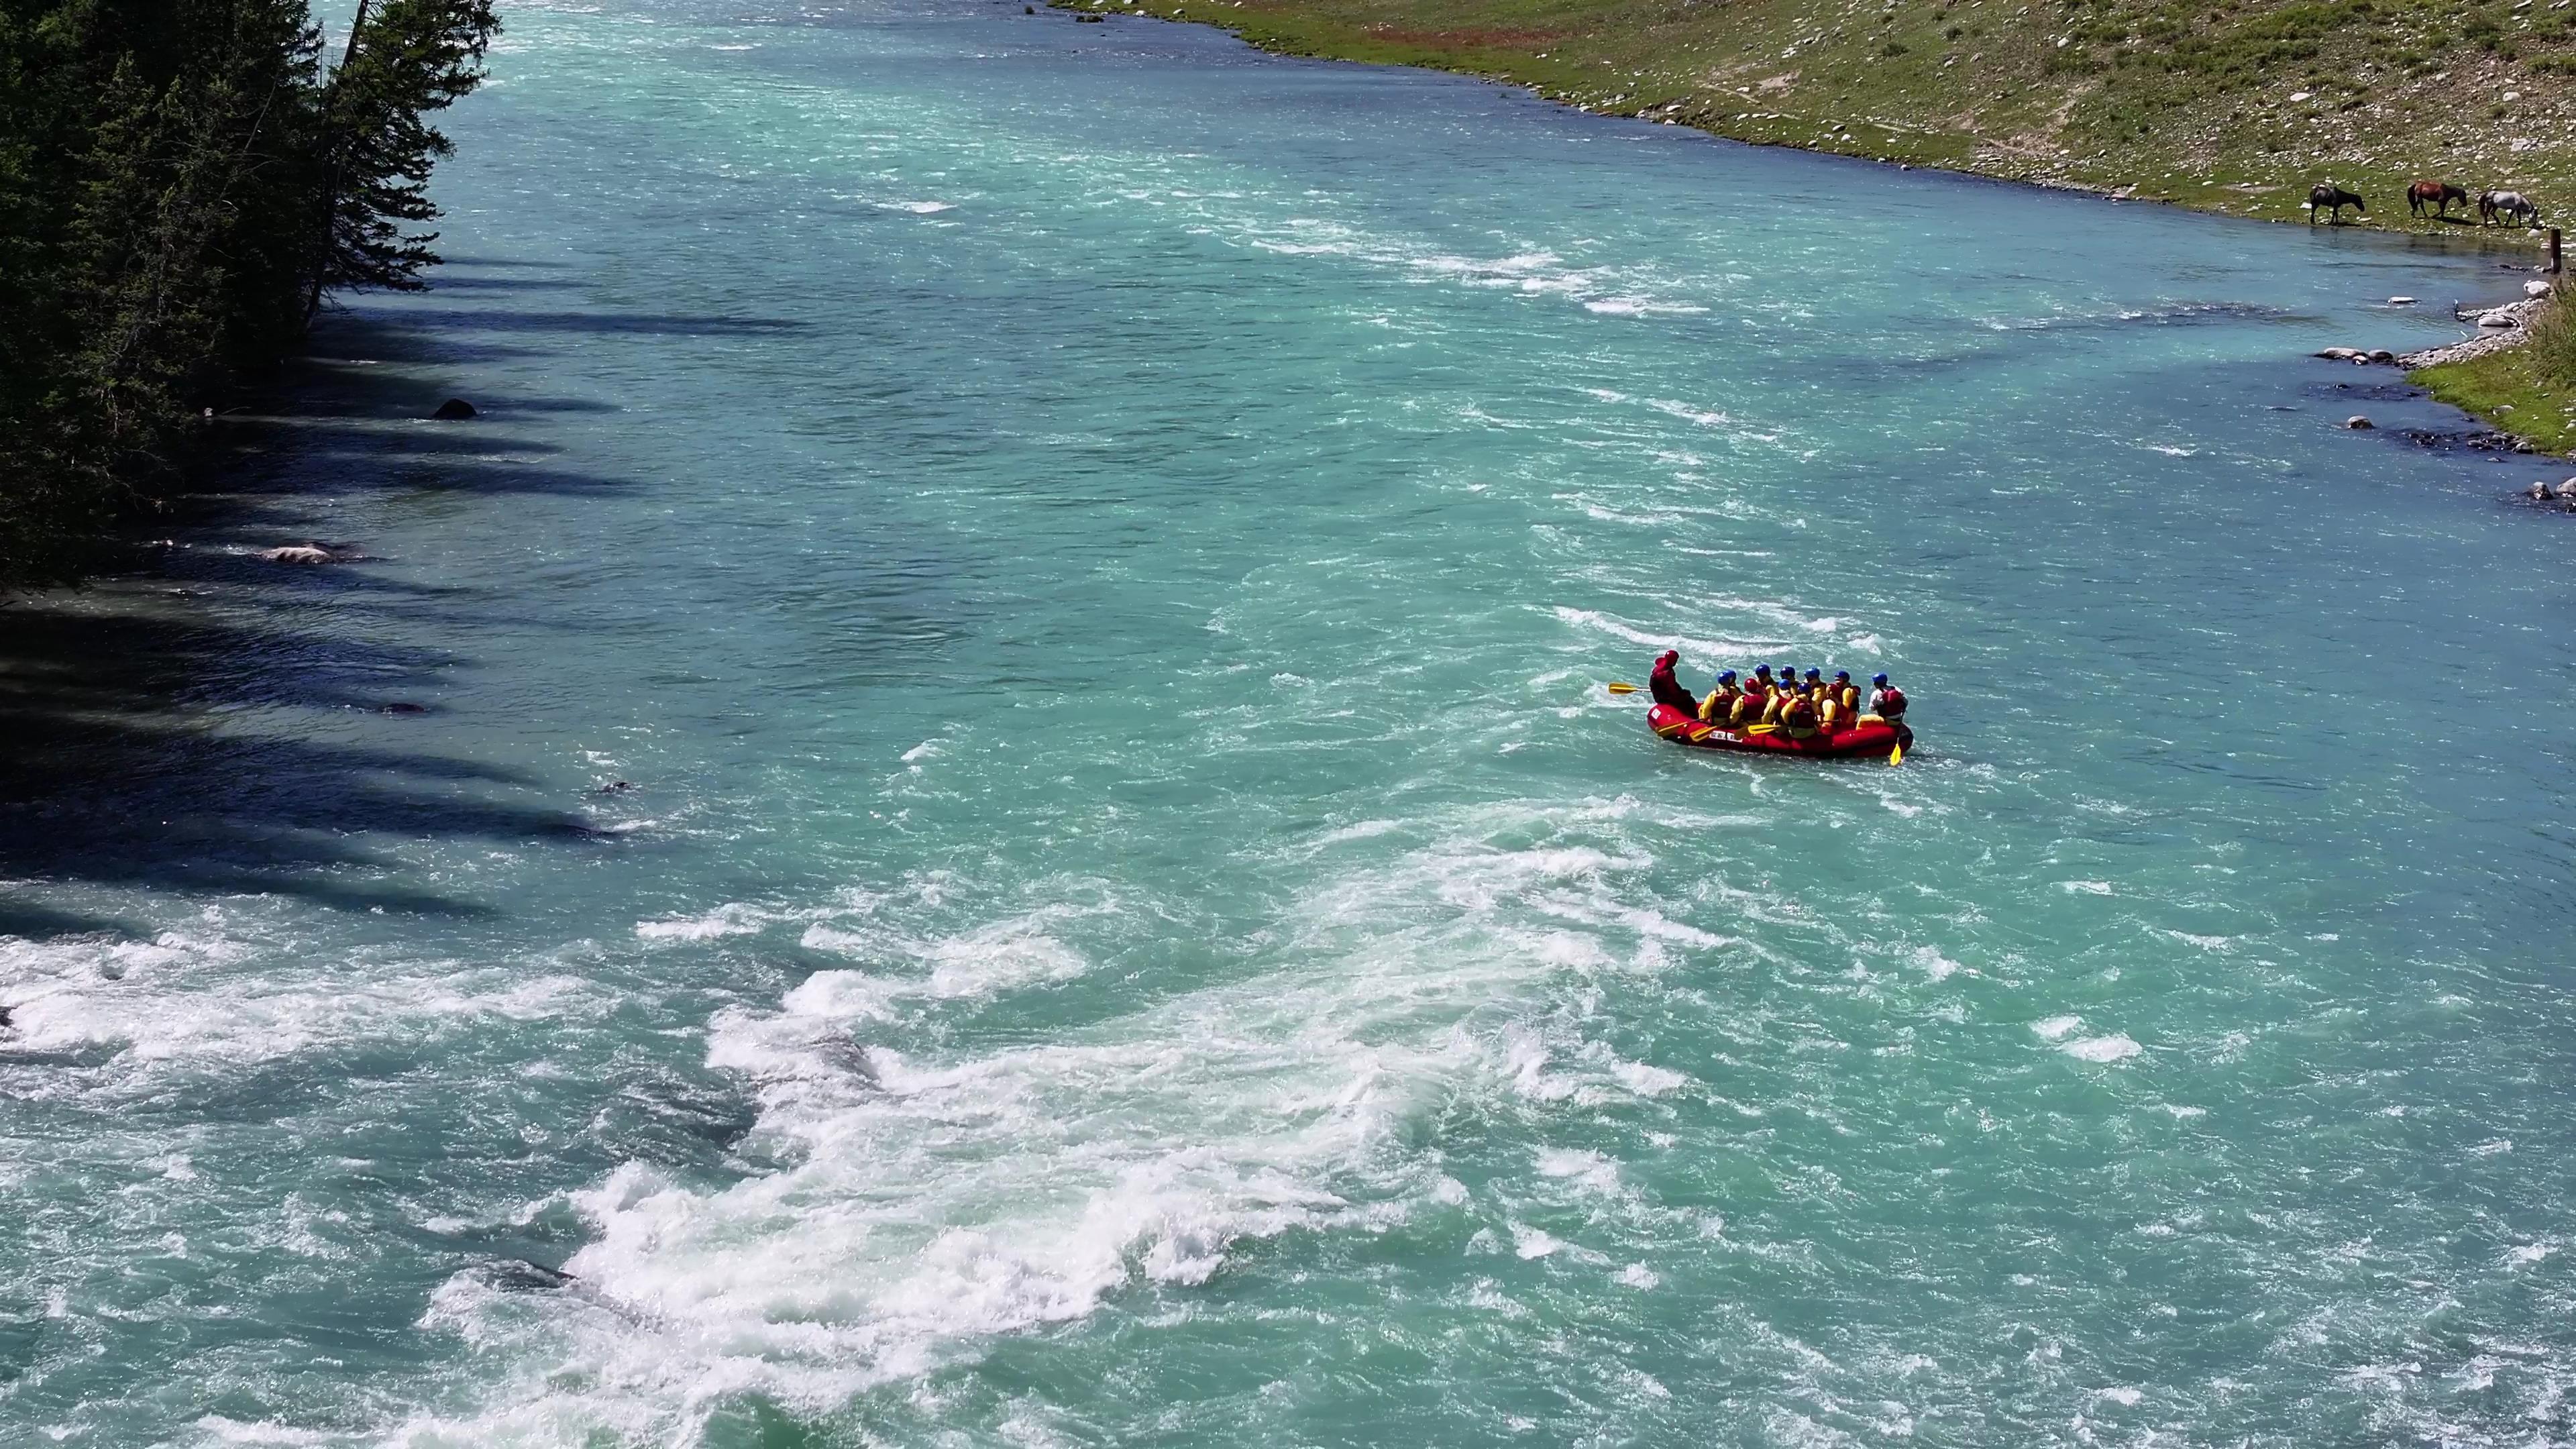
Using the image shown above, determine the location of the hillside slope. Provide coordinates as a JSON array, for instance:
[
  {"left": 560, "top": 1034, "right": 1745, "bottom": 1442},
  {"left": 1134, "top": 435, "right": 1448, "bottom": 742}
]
[{"left": 1091, "top": 0, "right": 2575, "bottom": 231}]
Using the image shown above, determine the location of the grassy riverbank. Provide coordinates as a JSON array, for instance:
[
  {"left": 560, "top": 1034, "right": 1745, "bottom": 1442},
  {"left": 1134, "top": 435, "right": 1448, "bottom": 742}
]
[
  {"left": 1091, "top": 0, "right": 2576, "bottom": 225},
  {"left": 2412, "top": 296, "right": 2576, "bottom": 457}
]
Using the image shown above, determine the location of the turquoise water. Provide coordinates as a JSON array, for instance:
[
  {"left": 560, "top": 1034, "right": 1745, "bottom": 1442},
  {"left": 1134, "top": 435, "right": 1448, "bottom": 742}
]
[{"left": 6, "top": 1, "right": 2576, "bottom": 1444}]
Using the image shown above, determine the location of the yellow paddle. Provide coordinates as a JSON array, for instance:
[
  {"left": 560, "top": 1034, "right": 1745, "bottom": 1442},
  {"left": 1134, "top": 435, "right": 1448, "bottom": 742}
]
[
  {"left": 1605, "top": 682, "right": 1640, "bottom": 695},
  {"left": 1889, "top": 738, "right": 1904, "bottom": 766}
]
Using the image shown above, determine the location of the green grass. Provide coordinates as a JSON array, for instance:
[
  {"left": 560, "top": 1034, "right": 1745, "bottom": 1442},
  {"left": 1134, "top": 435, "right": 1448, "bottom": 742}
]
[
  {"left": 2412, "top": 296, "right": 2576, "bottom": 455},
  {"left": 1085, "top": 0, "right": 2576, "bottom": 235}
]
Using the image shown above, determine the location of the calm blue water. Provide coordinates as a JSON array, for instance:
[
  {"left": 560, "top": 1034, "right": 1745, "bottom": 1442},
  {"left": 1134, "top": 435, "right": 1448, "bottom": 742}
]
[{"left": 5, "top": 2, "right": 2573, "bottom": 1444}]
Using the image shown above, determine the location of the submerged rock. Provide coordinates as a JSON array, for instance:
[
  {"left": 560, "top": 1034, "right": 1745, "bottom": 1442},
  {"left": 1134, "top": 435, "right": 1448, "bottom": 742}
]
[
  {"left": 430, "top": 397, "right": 478, "bottom": 420},
  {"left": 2345, "top": 415, "right": 2374, "bottom": 429},
  {"left": 262, "top": 544, "right": 333, "bottom": 564}
]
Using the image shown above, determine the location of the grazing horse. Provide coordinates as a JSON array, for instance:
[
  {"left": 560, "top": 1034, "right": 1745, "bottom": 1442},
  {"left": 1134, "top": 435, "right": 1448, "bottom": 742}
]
[
  {"left": 2480, "top": 189, "right": 2541, "bottom": 226},
  {"left": 2308, "top": 184, "right": 2359, "bottom": 224},
  {"left": 2308, "top": 183, "right": 2365, "bottom": 223},
  {"left": 2408, "top": 180, "right": 2469, "bottom": 218}
]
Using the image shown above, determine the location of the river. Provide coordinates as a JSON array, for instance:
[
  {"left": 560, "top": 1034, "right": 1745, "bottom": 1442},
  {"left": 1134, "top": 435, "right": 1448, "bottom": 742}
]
[{"left": 3, "top": 0, "right": 2573, "bottom": 1444}]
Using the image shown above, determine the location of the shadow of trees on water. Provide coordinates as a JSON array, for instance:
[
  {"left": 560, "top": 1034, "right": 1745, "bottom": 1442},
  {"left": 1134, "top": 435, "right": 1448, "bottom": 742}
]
[
  {"left": 0, "top": 268, "right": 741, "bottom": 932},
  {"left": 0, "top": 599, "right": 601, "bottom": 922}
]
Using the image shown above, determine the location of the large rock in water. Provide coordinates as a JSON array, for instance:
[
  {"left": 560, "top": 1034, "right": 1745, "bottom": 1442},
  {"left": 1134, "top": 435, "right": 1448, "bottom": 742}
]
[
  {"left": 430, "top": 397, "right": 478, "bottom": 420},
  {"left": 2345, "top": 415, "right": 2374, "bottom": 430}
]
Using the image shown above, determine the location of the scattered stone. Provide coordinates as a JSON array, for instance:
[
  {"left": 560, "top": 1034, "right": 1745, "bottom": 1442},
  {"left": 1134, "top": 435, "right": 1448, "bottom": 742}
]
[
  {"left": 2478, "top": 309, "right": 2518, "bottom": 329},
  {"left": 262, "top": 544, "right": 333, "bottom": 564},
  {"left": 429, "top": 397, "right": 478, "bottom": 421},
  {"left": 2370, "top": 349, "right": 2396, "bottom": 364},
  {"left": 2526, "top": 280, "right": 2555, "bottom": 298},
  {"left": 2316, "top": 346, "right": 2364, "bottom": 360},
  {"left": 2388, "top": 296, "right": 2416, "bottom": 305},
  {"left": 380, "top": 702, "right": 430, "bottom": 715},
  {"left": 2515, "top": 439, "right": 2538, "bottom": 452},
  {"left": 0, "top": 1004, "right": 13, "bottom": 1030},
  {"left": 2557, "top": 478, "right": 2576, "bottom": 498},
  {"left": 2531, "top": 482, "right": 2553, "bottom": 500},
  {"left": 2345, "top": 415, "right": 2374, "bottom": 429}
]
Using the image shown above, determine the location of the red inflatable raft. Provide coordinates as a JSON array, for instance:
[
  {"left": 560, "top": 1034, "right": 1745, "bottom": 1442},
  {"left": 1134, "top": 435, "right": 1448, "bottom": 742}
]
[{"left": 1648, "top": 703, "right": 1909, "bottom": 759}]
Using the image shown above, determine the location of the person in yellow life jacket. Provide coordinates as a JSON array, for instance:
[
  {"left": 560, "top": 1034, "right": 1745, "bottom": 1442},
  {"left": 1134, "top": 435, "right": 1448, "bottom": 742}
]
[
  {"left": 1821, "top": 669, "right": 1858, "bottom": 733},
  {"left": 1761, "top": 663, "right": 1797, "bottom": 726},
  {"left": 1741, "top": 665, "right": 1774, "bottom": 723},
  {"left": 1697, "top": 670, "right": 1739, "bottom": 723},
  {"left": 1779, "top": 686, "right": 1821, "bottom": 739},
  {"left": 1729, "top": 669, "right": 1768, "bottom": 729}
]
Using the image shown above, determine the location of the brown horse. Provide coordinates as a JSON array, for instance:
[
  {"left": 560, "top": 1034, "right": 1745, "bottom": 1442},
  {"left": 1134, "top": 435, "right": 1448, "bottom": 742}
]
[
  {"left": 2308, "top": 183, "right": 2365, "bottom": 223},
  {"left": 2408, "top": 180, "right": 2468, "bottom": 219}
]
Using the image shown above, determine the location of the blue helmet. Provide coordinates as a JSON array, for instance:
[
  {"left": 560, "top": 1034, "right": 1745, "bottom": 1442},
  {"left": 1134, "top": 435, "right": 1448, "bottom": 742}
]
[
  {"left": 1833, "top": 670, "right": 1850, "bottom": 682},
  {"left": 1872, "top": 673, "right": 1889, "bottom": 687},
  {"left": 1719, "top": 669, "right": 1737, "bottom": 682},
  {"left": 1753, "top": 664, "right": 1773, "bottom": 676}
]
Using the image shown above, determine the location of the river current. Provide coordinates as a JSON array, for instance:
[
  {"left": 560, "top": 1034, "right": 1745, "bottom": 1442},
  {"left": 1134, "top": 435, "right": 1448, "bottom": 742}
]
[{"left": 5, "top": 1, "right": 2574, "bottom": 1444}]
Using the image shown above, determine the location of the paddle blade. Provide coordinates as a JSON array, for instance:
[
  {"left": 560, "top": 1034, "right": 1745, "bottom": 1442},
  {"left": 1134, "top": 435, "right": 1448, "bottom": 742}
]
[
  {"left": 1606, "top": 682, "right": 1640, "bottom": 695},
  {"left": 1889, "top": 739, "right": 1904, "bottom": 766}
]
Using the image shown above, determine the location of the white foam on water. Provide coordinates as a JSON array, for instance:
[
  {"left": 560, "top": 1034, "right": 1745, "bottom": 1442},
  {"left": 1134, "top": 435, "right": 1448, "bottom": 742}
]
[
  {"left": 2059, "top": 880, "right": 2114, "bottom": 896},
  {"left": 419, "top": 804, "right": 1690, "bottom": 1440},
  {"left": 2031, "top": 1014, "right": 2085, "bottom": 1042},
  {"left": 635, "top": 903, "right": 771, "bottom": 941},
  {"left": 1609, "top": 1058, "right": 1689, "bottom": 1096},
  {"left": 2063, "top": 1034, "right": 2141, "bottom": 1063},
  {"left": 0, "top": 925, "right": 604, "bottom": 1081},
  {"left": 2158, "top": 929, "right": 2236, "bottom": 953},
  {"left": 886, "top": 200, "right": 955, "bottom": 213},
  {"left": 1532, "top": 1147, "right": 1622, "bottom": 1197},
  {"left": 1583, "top": 297, "right": 1709, "bottom": 317},
  {"left": 1548, "top": 605, "right": 1753, "bottom": 664}
]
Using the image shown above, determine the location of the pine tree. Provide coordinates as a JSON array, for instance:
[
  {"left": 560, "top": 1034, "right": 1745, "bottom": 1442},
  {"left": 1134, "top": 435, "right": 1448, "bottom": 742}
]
[
  {"left": 308, "top": 0, "right": 498, "bottom": 313},
  {"left": 0, "top": 0, "right": 493, "bottom": 589}
]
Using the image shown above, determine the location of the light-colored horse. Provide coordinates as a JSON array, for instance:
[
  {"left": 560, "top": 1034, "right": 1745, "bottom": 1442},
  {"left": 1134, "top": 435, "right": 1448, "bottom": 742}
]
[{"left": 2480, "top": 190, "right": 2541, "bottom": 226}]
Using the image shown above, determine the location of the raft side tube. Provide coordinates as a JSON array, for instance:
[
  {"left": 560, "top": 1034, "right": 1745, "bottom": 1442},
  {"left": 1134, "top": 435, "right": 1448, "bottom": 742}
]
[{"left": 1646, "top": 703, "right": 1908, "bottom": 757}]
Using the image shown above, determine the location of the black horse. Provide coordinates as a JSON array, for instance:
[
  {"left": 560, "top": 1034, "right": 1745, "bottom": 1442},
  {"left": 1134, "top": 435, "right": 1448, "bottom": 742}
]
[{"left": 2308, "top": 183, "right": 2365, "bottom": 224}]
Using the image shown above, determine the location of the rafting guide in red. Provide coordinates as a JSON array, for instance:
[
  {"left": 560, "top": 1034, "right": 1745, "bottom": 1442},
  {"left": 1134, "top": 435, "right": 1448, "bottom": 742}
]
[{"left": 1627, "top": 653, "right": 1913, "bottom": 762}]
